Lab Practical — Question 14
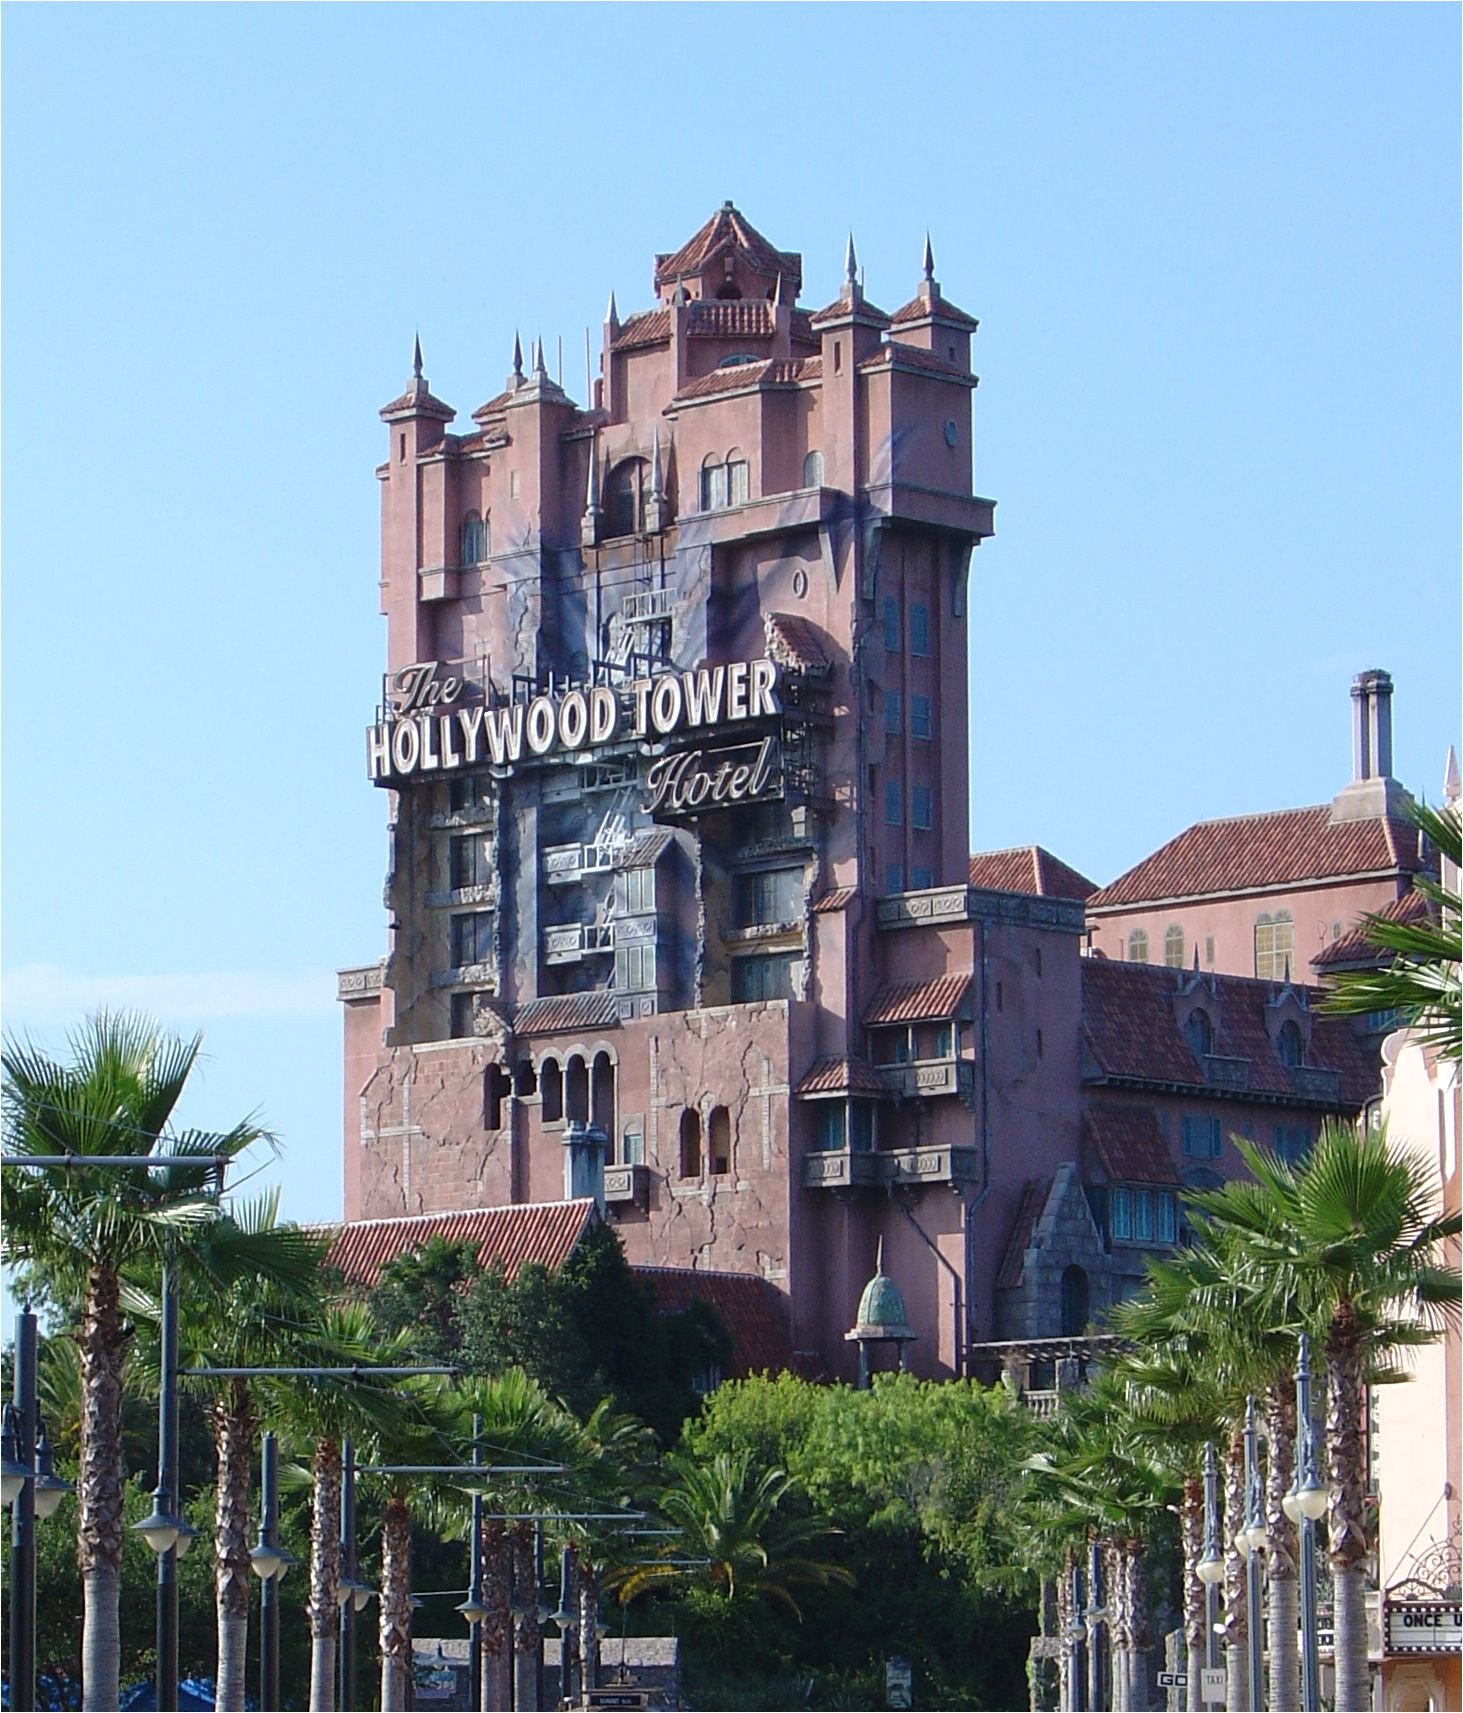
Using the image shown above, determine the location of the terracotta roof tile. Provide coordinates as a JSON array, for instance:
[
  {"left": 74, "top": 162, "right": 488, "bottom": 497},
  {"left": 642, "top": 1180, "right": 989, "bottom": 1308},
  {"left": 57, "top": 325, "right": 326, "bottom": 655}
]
[
  {"left": 1090, "top": 805, "right": 1427, "bottom": 909},
  {"left": 640, "top": 1267, "right": 793, "bottom": 1377},
  {"left": 654, "top": 206, "right": 801, "bottom": 292},
  {"left": 889, "top": 292, "right": 980, "bottom": 331},
  {"left": 857, "top": 343, "right": 972, "bottom": 381},
  {"left": 380, "top": 386, "right": 455, "bottom": 423},
  {"left": 968, "top": 846, "right": 1098, "bottom": 901},
  {"left": 513, "top": 992, "right": 620, "bottom": 1036},
  {"left": 764, "top": 611, "right": 832, "bottom": 676},
  {"left": 1311, "top": 886, "right": 1436, "bottom": 969},
  {"left": 790, "top": 310, "right": 818, "bottom": 346},
  {"left": 794, "top": 1055, "right": 888, "bottom": 1097},
  {"left": 811, "top": 886, "right": 856, "bottom": 913},
  {"left": 328, "top": 1200, "right": 596, "bottom": 1289},
  {"left": 1082, "top": 1105, "right": 1180, "bottom": 1186},
  {"left": 865, "top": 973, "right": 971, "bottom": 1026},
  {"left": 673, "top": 358, "right": 816, "bottom": 401},
  {"left": 995, "top": 1179, "right": 1051, "bottom": 1291},
  {"left": 1081, "top": 960, "right": 1376, "bottom": 1107},
  {"left": 809, "top": 294, "right": 891, "bottom": 329},
  {"left": 471, "top": 389, "right": 516, "bottom": 421},
  {"left": 686, "top": 301, "right": 775, "bottom": 339},
  {"left": 611, "top": 309, "right": 672, "bottom": 352}
]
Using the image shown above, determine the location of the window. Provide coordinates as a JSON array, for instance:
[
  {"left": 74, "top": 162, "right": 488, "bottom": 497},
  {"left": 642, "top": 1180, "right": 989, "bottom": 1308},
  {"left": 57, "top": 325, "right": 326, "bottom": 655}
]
[
  {"left": 679, "top": 1109, "right": 702, "bottom": 1177},
  {"left": 700, "top": 452, "right": 749, "bottom": 511},
  {"left": 450, "top": 773, "right": 493, "bottom": 814},
  {"left": 484, "top": 1063, "right": 511, "bottom": 1130},
  {"left": 541, "top": 1058, "right": 563, "bottom": 1123},
  {"left": 709, "top": 1106, "right": 731, "bottom": 1174},
  {"left": 884, "top": 690, "right": 903, "bottom": 735},
  {"left": 885, "top": 862, "right": 904, "bottom": 893},
  {"left": 514, "top": 1059, "right": 537, "bottom": 1098},
  {"left": 615, "top": 944, "right": 655, "bottom": 993},
  {"left": 1274, "top": 1123, "right": 1312, "bottom": 1165},
  {"left": 459, "top": 511, "right": 489, "bottom": 565},
  {"left": 1276, "top": 1020, "right": 1304, "bottom": 1068},
  {"left": 620, "top": 868, "right": 655, "bottom": 915},
  {"left": 621, "top": 1125, "right": 645, "bottom": 1166},
  {"left": 1060, "top": 1266, "right": 1089, "bottom": 1337},
  {"left": 1254, "top": 911, "right": 1294, "bottom": 981},
  {"left": 1156, "top": 1192, "right": 1177, "bottom": 1243},
  {"left": 1164, "top": 925, "right": 1185, "bottom": 968},
  {"left": 850, "top": 1101, "right": 874, "bottom": 1152},
  {"left": 934, "top": 1024, "right": 953, "bottom": 1059},
  {"left": 1205, "top": 935, "right": 1216, "bottom": 967},
  {"left": 700, "top": 458, "right": 726, "bottom": 512},
  {"left": 885, "top": 782, "right": 903, "bottom": 827},
  {"left": 1110, "top": 1186, "right": 1133, "bottom": 1240},
  {"left": 727, "top": 455, "right": 749, "bottom": 505},
  {"left": 608, "top": 459, "right": 648, "bottom": 536},
  {"left": 815, "top": 1104, "right": 846, "bottom": 1152},
  {"left": 882, "top": 596, "right": 900, "bottom": 651},
  {"left": 803, "top": 450, "right": 824, "bottom": 488},
  {"left": 1184, "top": 1008, "right": 1214, "bottom": 1057},
  {"left": 911, "top": 786, "right": 933, "bottom": 831},
  {"left": 910, "top": 866, "right": 934, "bottom": 889},
  {"left": 909, "top": 602, "right": 931, "bottom": 657},
  {"left": 736, "top": 867, "right": 803, "bottom": 928},
  {"left": 451, "top": 835, "right": 491, "bottom": 891},
  {"left": 732, "top": 952, "right": 797, "bottom": 1003},
  {"left": 1127, "top": 930, "right": 1149, "bottom": 964},
  {"left": 1182, "top": 1115, "right": 1223, "bottom": 1159},
  {"left": 452, "top": 912, "right": 493, "bottom": 967},
  {"left": 1133, "top": 1189, "right": 1154, "bottom": 1241},
  {"left": 450, "top": 992, "right": 481, "bottom": 1039},
  {"left": 565, "top": 1054, "right": 589, "bottom": 1124},
  {"left": 910, "top": 695, "right": 933, "bottom": 740}
]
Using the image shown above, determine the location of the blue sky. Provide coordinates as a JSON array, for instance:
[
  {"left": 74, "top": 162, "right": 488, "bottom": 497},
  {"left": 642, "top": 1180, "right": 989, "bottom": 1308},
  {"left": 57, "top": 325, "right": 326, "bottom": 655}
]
[{"left": 3, "top": 4, "right": 1458, "bottom": 1256}]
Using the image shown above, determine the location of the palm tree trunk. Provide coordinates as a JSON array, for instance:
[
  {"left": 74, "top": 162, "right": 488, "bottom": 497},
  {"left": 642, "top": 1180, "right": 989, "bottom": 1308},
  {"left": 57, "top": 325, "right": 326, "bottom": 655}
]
[
  {"left": 309, "top": 1436, "right": 344, "bottom": 1712},
  {"left": 1105, "top": 1540, "right": 1126, "bottom": 1713},
  {"left": 1182, "top": 1475, "right": 1206, "bottom": 1713},
  {"left": 212, "top": 1381, "right": 258, "bottom": 1713},
  {"left": 482, "top": 1517, "right": 512, "bottom": 1710},
  {"left": 379, "top": 1492, "right": 413, "bottom": 1712},
  {"left": 579, "top": 1561, "right": 602, "bottom": 1695},
  {"left": 1327, "top": 1301, "right": 1372, "bottom": 1712},
  {"left": 1264, "top": 1380, "right": 1299, "bottom": 1713},
  {"left": 79, "top": 1265, "right": 127, "bottom": 1713},
  {"left": 1223, "top": 1428, "right": 1251, "bottom": 1713},
  {"left": 513, "top": 1521, "right": 542, "bottom": 1712}
]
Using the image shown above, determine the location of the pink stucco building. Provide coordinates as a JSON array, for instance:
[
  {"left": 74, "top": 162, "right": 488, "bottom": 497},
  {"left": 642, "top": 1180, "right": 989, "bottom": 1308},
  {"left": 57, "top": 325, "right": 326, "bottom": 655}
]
[{"left": 338, "top": 207, "right": 1379, "bottom": 1381}]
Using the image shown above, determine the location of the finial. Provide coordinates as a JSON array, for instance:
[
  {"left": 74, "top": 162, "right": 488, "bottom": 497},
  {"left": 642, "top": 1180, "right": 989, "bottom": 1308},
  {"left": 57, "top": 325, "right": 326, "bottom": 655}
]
[
  {"left": 606, "top": 290, "right": 619, "bottom": 328},
  {"left": 412, "top": 333, "right": 424, "bottom": 381},
  {"left": 845, "top": 232, "right": 858, "bottom": 289},
  {"left": 1282, "top": 957, "right": 1292, "bottom": 986},
  {"left": 875, "top": 1234, "right": 885, "bottom": 1276},
  {"left": 533, "top": 336, "right": 548, "bottom": 379},
  {"left": 1445, "top": 745, "right": 1460, "bottom": 804},
  {"left": 1192, "top": 947, "right": 1201, "bottom": 974},
  {"left": 922, "top": 232, "right": 935, "bottom": 282},
  {"left": 512, "top": 331, "right": 524, "bottom": 382}
]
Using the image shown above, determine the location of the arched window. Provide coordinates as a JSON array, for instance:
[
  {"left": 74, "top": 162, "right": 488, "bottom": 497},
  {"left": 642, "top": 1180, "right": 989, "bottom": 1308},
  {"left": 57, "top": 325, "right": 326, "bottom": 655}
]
[
  {"left": 1276, "top": 1020, "right": 1304, "bottom": 1068},
  {"left": 700, "top": 450, "right": 750, "bottom": 511},
  {"left": 700, "top": 454, "right": 727, "bottom": 513},
  {"left": 566, "top": 1054, "right": 589, "bottom": 1125},
  {"left": 541, "top": 1058, "right": 563, "bottom": 1124},
  {"left": 1060, "top": 1266, "right": 1090, "bottom": 1338},
  {"left": 459, "top": 511, "right": 489, "bottom": 566},
  {"left": 709, "top": 1107, "right": 731, "bottom": 1176},
  {"left": 1164, "top": 925, "right": 1185, "bottom": 968},
  {"left": 1184, "top": 1008, "right": 1215, "bottom": 1057},
  {"left": 725, "top": 448, "right": 749, "bottom": 506},
  {"left": 591, "top": 1051, "right": 616, "bottom": 1136},
  {"left": 1127, "top": 930, "right": 1149, "bottom": 964},
  {"left": 679, "top": 1109, "right": 702, "bottom": 1178},
  {"left": 514, "top": 1059, "right": 537, "bottom": 1099},
  {"left": 1254, "top": 911, "right": 1294, "bottom": 981},
  {"left": 607, "top": 459, "right": 648, "bottom": 537},
  {"left": 803, "top": 450, "right": 824, "bottom": 489},
  {"left": 484, "top": 1064, "right": 511, "bottom": 1131}
]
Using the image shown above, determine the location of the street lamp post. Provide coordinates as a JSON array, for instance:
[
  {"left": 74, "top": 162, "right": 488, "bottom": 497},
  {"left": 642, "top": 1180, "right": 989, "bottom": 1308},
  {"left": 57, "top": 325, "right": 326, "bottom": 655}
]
[
  {"left": 1282, "top": 1335, "right": 1327, "bottom": 1713},
  {"left": 456, "top": 1415, "right": 487, "bottom": 1713},
  {"left": 7, "top": 1307, "right": 38, "bottom": 1713},
  {"left": 1086, "top": 1538, "right": 1104, "bottom": 1713},
  {"left": 155, "top": 1269, "right": 180, "bottom": 1713},
  {"left": 254, "top": 1429, "right": 285, "bottom": 1713},
  {"left": 1197, "top": 1441, "right": 1225, "bottom": 1678},
  {"left": 1239, "top": 1396, "right": 1268, "bottom": 1712}
]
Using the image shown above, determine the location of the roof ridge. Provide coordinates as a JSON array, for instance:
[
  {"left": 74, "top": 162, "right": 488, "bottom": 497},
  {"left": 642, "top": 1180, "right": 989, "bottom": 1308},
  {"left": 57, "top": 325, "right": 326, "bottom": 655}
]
[{"left": 338, "top": 1199, "right": 596, "bottom": 1232}]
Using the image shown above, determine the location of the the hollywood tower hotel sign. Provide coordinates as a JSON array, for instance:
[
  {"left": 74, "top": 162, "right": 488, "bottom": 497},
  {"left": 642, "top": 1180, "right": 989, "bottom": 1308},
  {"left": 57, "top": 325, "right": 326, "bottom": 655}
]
[{"left": 366, "top": 656, "right": 784, "bottom": 814}]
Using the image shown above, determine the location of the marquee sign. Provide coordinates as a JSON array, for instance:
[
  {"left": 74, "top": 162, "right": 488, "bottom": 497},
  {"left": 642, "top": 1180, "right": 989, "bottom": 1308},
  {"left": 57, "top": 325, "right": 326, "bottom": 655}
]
[
  {"left": 1384, "top": 1598, "right": 1463, "bottom": 1655},
  {"left": 367, "top": 658, "right": 780, "bottom": 784}
]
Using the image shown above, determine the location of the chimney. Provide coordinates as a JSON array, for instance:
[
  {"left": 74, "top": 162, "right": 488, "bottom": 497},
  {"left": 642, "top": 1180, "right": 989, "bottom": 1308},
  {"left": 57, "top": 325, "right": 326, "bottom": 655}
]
[{"left": 1333, "top": 669, "right": 1408, "bottom": 823}]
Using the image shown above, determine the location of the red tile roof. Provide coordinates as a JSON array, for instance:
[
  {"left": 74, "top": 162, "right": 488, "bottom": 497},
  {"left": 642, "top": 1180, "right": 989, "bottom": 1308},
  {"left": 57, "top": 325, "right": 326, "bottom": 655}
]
[
  {"left": 889, "top": 292, "right": 980, "bottom": 331},
  {"left": 513, "top": 992, "right": 621, "bottom": 1036},
  {"left": 471, "top": 389, "right": 516, "bottom": 421},
  {"left": 641, "top": 1267, "right": 793, "bottom": 1377},
  {"left": 865, "top": 973, "right": 972, "bottom": 1026},
  {"left": 1089, "top": 805, "right": 1427, "bottom": 909},
  {"left": 764, "top": 611, "right": 832, "bottom": 676},
  {"left": 380, "top": 385, "right": 455, "bottom": 422},
  {"left": 686, "top": 301, "right": 775, "bottom": 339},
  {"left": 1310, "top": 886, "right": 1436, "bottom": 969},
  {"left": 1081, "top": 959, "right": 1376, "bottom": 1107},
  {"left": 673, "top": 358, "right": 816, "bottom": 401},
  {"left": 968, "top": 846, "right": 1098, "bottom": 901},
  {"left": 811, "top": 886, "right": 857, "bottom": 914},
  {"left": 611, "top": 309, "right": 671, "bottom": 352},
  {"left": 809, "top": 294, "right": 891, "bottom": 328},
  {"left": 1082, "top": 1105, "right": 1180, "bottom": 1186},
  {"left": 328, "top": 1200, "right": 598, "bottom": 1289},
  {"left": 995, "top": 1178, "right": 1051, "bottom": 1291},
  {"left": 654, "top": 205, "right": 801, "bottom": 293},
  {"left": 794, "top": 1055, "right": 888, "bottom": 1097},
  {"left": 858, "top": 343, "right": 972, "bottom": 381}
]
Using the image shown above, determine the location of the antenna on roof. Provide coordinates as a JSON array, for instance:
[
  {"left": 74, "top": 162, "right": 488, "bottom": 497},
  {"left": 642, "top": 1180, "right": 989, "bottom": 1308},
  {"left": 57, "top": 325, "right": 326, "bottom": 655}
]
[
  {"left": 557, "top": 335, "right": 563, "bottom": 387},
  {"left": 585, "top": 327, "right": 592, "bottom": 406}
]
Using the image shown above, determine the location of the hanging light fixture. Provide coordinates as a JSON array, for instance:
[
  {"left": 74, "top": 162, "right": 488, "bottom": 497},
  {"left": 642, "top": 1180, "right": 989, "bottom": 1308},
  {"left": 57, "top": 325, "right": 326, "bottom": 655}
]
[{"left": 30, "top": 1422, "right": 74, "bottom": 1521}]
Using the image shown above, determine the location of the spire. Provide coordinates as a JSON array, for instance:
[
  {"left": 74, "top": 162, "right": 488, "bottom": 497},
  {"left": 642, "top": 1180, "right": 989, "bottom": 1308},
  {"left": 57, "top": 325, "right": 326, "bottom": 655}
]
[
  {"left": 645, "top": 426, "right": 668, "bottom": 533},
  {"left": 606, "top": 290, "right": 619, "bottom": 331},
  {"left": 844, "top": 231, "right": 859, "bottom": 293},
  {"left": 650, "top": 426, "right": 664, "bottom": 497},
  {"left": 412, "top": 332, "right": 424, "bottom": 381},
  {"left": 1192, "top": 946, "right": 1201, "bottom": 974},
  {"left": 922, "top": 232, "right": 935, "bottom": 282},
  {"left": 1445, "top": 745, "right": 1460, "bottom": 804},
  {"left": 580, "top": 429, "right": 601, "bottom": 548},
  {"left": 875, "top": 1234, "right": 885, "bottom": 1275},
  {"left": 533, "top": 336, "right": 548, "bottom": 379},
  {"left": 511, "top": 330, "right": 524, "bottom": 388}
]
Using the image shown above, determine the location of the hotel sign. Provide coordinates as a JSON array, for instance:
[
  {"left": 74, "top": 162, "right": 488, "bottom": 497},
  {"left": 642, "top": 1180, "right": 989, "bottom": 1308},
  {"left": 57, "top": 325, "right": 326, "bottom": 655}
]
[
  {"left": 1384, "top": 1599, "right": 1463, "bottom": 1655},
  {"left": 367, "top": 658, "right": 780, "bottom": 784}
]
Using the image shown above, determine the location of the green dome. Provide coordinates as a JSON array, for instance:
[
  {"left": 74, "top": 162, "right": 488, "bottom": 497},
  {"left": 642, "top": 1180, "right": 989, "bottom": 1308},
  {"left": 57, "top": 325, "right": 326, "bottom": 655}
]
[{"left": 846, "top": 1240, "right": 917, "bottom": 1343}]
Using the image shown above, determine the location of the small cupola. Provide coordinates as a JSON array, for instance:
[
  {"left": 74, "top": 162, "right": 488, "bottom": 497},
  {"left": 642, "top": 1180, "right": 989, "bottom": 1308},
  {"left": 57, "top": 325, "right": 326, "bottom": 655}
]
[{"left": 844, "top": 1237, "right": 917, "bottom": 1387}]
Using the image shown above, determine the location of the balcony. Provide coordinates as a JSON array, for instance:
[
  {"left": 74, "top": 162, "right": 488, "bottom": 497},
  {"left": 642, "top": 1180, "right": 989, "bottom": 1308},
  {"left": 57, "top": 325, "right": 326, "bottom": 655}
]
[
  {"left": 884, "top": 1144, "right": 981, "bottom": 1186},
  {"left": 544, "top": 843, "right": 621, "bottom": 885},
  {"left": 802, "top": 1149, "right": 883, "bottom": 1190},
  {"left": 622, "top": 588, "right": 676, "bottom": 624},
  {"left": 877, "top": 1057, "right": 976, "bottom": 1106},
  {"left": 337, "top": 962, "right": 384, "bottom": 1002},
  {"left": 543, "top": 922, "right": 615, "bottom": 964},
  {"left": 1287, "top": 1064, "right": 1343, "bottom": 1104},
  {"left": 603, "top": 1163, "right": 650, "bottom": 1209},
  {"left": 1203, "top": 1053, "right": 1252, "bottom": 1092}
]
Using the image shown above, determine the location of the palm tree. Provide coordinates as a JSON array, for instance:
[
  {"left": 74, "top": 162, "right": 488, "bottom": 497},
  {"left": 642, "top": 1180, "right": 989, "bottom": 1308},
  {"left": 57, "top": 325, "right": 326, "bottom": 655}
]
[
  {"left": 1189, "top": 1122, "right": 1460, "bottom": 1711},
  {"left": 1321, "top": 801, "right": 1460, "bottom": 1061},
  {"left": 2, "top": 1013, "right": 273, "bottom": 1712}
]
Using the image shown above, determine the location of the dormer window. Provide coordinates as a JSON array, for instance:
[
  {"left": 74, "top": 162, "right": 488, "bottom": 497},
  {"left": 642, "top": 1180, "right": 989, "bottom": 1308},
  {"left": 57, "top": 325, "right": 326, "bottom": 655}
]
[
  {"left": 1276, "top": 1019, "right": 1304, "bottom": 1068},
  {"left": 459, "top": 511, "right": 489, "bottom": 566},
  {"left": 607, "top": 459, "right": 648, "bottom": 537},
  {"left": 1184, "top": 1008, "right": 1215, "bottom": 1057}
]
